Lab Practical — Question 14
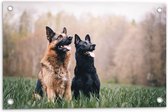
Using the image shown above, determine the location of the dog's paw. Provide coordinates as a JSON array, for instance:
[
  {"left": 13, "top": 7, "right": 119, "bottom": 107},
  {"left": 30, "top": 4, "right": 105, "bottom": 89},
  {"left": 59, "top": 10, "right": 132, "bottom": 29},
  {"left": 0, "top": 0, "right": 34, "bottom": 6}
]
[
  {"left": 32, "top": 92, "right": 42, "bottom": 100},
  {"left": 47, "top": 98, "right": 55, "bottom": 103},
  {"left": 64, "top": 94, "right": 72, "bottom": 102}
]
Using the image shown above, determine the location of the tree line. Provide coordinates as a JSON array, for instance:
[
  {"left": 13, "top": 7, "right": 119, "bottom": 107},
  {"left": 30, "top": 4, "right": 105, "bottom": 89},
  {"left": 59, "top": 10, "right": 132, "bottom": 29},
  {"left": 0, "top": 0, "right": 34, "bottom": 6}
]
[{"left": 3, "top": 6, "right": 166, "bottom": 86}]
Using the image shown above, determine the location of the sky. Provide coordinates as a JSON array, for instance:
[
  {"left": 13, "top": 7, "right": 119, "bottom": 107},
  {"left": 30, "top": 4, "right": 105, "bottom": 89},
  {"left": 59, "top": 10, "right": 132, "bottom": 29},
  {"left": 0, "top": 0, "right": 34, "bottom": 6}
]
[{"left": 3, "top": 1, "right": 165, "bottom": 21}]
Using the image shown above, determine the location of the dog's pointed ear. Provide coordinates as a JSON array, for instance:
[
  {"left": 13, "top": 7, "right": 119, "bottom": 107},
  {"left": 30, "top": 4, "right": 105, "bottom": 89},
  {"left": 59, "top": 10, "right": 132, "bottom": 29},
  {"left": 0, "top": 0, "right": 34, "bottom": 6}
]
[
  {"left": 85, "top": 34, "right": 91, "bottom": 43},
  {"left": 46, "top": 26, "right": 56, "bottom": 43},
  {"left": 62, "top": 27, "right": 67, "bottom": 34},
  {"left": 75, "top": 34, "right": 81, "bottom": 45}
]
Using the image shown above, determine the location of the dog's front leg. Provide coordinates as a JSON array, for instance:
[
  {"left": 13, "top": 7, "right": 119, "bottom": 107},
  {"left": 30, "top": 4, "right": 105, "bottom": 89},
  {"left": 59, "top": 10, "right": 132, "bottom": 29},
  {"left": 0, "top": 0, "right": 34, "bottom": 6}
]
[
  {"left": 47, "top": 88, "right": 55, "bottom": 103},
  {"left": 64, "top": 73, "right": 72, "bottom": 101}
]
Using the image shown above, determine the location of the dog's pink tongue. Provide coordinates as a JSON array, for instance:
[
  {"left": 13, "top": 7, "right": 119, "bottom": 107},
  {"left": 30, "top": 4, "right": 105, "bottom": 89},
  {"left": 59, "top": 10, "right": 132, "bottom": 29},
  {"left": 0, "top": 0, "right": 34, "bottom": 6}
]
[
  {"left": 64, "top": 45, "right": 71, "bottom": 50},
  {"left": 88, "top": 52, "right": 95, "bottom": 57}
]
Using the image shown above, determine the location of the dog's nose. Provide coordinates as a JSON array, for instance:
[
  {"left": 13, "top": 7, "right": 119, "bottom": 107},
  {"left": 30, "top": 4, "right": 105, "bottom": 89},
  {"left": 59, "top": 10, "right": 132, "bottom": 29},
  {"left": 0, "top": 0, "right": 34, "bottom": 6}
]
[
  {"left": 92, "top": 44, "right": 96, "bottom": 48},
  {"left": 91, "top": 44, "right": 96, "bottom": 50}
]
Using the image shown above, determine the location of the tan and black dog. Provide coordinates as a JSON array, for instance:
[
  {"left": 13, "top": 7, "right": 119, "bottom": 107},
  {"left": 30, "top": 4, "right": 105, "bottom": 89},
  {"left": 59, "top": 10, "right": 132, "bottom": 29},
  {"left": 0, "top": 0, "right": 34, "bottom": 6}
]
[{"left": 34, "top": 26, "right": 73, "bottom": 102}]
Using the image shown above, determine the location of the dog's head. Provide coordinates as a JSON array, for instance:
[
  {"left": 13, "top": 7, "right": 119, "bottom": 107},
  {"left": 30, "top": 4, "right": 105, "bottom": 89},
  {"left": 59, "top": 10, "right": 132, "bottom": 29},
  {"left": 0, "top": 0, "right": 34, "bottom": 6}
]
[
  {"left": 46, "top": 26, "right": 73, "bottom": 53},
  {"left": 74, "top": 34, "right": 96, "bottom": 57}
]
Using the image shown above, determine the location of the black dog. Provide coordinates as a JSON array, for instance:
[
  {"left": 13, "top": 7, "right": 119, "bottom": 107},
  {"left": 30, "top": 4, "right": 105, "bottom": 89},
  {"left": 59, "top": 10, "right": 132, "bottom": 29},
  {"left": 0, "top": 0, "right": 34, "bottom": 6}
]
[{"left": 71, "top": 34, "right": 100, "bottom": 99}]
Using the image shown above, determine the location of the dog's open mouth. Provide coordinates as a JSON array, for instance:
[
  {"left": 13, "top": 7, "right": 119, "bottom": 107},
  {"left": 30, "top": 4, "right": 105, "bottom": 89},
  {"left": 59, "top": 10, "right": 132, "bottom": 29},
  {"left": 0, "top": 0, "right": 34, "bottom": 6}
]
[
  {"left": 60, "top": 45, "right": 71, "bottom": 51},
  {"left": 85, "top": 51, "right": 95, "bottom": 57}
]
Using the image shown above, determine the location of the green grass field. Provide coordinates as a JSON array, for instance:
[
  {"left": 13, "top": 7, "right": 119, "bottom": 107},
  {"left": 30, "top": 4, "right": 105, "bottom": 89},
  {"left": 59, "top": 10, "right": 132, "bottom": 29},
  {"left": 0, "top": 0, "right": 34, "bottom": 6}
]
[{"left": 3, "top": 77, "right": 166, "bottom": 109}]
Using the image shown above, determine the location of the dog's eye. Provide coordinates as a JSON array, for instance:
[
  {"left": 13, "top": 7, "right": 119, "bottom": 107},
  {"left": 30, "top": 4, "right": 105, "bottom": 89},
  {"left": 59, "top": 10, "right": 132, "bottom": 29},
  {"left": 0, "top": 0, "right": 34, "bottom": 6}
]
[
  {"left": 84, "top": 42, "right": 87, "bottom": 45},
  {"left": 56, "top": 35, "right": 63, "bottom": 40}
]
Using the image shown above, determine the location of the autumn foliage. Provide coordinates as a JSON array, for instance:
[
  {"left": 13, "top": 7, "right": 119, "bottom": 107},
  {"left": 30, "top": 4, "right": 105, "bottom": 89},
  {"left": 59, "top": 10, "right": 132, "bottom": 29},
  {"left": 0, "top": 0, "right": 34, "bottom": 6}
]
[{"left": 3, "top": 7, "right": 166, "bottom": 86}]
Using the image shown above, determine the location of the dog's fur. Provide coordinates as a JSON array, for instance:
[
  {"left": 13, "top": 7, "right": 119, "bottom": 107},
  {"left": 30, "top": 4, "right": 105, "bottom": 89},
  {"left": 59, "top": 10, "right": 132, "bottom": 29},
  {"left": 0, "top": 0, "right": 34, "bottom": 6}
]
[
  {"left": 34, "top": 26, "right": 72, "bottom": 102},
  {"left": 71, "top": 34, "right": 100, "bottom": 99}
]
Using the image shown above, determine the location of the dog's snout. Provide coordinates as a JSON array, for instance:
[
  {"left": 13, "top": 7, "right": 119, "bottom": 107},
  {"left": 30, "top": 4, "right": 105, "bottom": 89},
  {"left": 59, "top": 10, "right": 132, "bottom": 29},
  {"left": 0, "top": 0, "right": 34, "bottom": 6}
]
[
  {"left": 90, "top": 44, "right": 96, "bottom": 50},
  {"left": 92, "top": 44, "right": 96, "bottom": 49}
]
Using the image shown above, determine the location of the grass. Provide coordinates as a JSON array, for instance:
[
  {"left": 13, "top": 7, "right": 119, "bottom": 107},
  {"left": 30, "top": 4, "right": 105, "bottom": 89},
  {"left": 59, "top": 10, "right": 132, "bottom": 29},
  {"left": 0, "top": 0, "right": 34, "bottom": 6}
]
[{"left": 3, "top": 77, "right": 166, "bottom": 109}]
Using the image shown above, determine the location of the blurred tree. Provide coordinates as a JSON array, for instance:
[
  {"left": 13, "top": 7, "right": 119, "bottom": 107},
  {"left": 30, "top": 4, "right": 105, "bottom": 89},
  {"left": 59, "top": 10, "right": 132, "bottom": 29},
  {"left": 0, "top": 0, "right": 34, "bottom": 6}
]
[
  {"left": 19, "top": 10, "right": 32, "bottom": 38},
  {"left": 131, "top": 19, "right": 136, "bottom": 26},
  {"left": 141, "top": 6, "right": 166, "bottom": 86}
]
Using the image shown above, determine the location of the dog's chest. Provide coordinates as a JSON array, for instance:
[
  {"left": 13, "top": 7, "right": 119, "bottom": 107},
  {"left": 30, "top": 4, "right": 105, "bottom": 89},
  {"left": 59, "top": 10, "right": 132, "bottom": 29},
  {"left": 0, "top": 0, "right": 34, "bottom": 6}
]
[
  {"left": 53, "top": 75, "right": 68, "bottom": 97},
  {"left": 76, "top": 75, "right": 94, "bottom": 87},
  {"left": 54, "top": 70, "right": 68, "bottom": 90},
  {"left": 43, "top": 67, "right": 68, "bottom": 95}
]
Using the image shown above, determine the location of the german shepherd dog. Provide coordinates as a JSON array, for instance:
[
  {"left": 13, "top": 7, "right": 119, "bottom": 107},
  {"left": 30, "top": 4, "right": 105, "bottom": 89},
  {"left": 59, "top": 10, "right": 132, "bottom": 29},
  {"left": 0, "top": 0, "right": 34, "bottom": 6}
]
[
  {"left": 71, "top": 34, "right": 100, "bottom": 99},
  {"left": 34, "top": 26, "right": 72, "bottom": 102}
]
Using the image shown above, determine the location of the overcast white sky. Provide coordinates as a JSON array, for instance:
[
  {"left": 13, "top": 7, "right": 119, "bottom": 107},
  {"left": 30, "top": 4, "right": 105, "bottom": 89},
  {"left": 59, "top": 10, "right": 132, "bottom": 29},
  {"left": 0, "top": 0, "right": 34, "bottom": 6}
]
[{"left": 3, "top": 1, "right": 165, "bottom": 21}]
